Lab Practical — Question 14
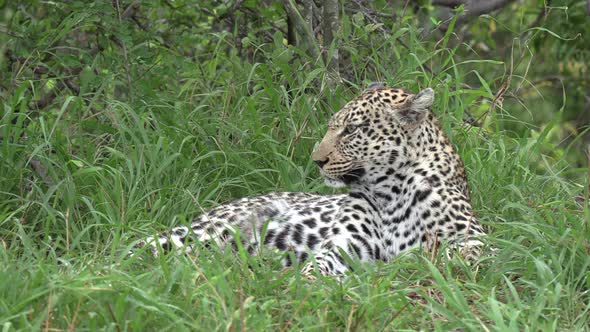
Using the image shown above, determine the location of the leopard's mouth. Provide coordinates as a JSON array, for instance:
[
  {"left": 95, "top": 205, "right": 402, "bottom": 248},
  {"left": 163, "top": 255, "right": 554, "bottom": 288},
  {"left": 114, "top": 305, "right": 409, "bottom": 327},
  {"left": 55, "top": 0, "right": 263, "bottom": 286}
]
[
  {"left": 319, "top": 167, "right": 366, "bottom": 188},
  {"left": 322, "top": 175, "right": 347, "bottom": 188},
  {"left": 339, "top": 167, "right": 366, "bottom": 184}
]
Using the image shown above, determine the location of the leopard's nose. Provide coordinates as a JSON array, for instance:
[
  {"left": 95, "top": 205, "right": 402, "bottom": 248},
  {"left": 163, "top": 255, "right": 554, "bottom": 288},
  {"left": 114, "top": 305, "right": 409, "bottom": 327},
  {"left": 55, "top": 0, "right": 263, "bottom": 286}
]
[{"left": 314, "top": 157, "right": 329, "bottom": 168}]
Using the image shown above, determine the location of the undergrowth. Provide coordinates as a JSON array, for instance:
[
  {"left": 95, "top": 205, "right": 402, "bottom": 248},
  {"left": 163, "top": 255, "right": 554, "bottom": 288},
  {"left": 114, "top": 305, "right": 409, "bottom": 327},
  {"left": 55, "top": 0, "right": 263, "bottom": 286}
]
[{"left": 1, "top": 1, "right": 589, "bottom": 331}]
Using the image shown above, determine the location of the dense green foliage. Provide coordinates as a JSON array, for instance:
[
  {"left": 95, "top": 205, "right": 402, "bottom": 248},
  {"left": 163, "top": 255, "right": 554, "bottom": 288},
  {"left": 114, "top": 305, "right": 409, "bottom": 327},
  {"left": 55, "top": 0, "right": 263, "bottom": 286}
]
[{"left": 1, "top": 0, "right": 589, "bottom": 330}]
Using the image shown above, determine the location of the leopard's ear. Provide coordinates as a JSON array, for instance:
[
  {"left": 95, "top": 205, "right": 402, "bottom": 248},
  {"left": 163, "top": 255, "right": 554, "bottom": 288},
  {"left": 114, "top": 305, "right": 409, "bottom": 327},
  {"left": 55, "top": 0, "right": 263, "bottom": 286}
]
[
  {"left": 399, "top": 88, "right": 434, "bottom": 124},
  {"left": 363, "top": 82, "right": 386, "bottom": 93}
]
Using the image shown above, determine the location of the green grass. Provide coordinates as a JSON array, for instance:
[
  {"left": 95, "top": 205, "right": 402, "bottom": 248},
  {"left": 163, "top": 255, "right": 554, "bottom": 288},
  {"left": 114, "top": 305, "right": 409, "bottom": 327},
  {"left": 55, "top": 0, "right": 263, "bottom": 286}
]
[
  {"left": 1, "top": 2, "right": 590, "bottom": 330},
  {"left": 1, "top": 77, "right": 588, "bottom": 330}
]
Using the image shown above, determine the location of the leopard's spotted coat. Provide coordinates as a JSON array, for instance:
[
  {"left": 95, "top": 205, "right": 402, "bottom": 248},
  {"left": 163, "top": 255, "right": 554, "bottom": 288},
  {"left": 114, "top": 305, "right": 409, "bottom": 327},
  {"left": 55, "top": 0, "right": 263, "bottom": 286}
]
[{"left": 136, "top": 86, "right": 485, "bottom": 277}]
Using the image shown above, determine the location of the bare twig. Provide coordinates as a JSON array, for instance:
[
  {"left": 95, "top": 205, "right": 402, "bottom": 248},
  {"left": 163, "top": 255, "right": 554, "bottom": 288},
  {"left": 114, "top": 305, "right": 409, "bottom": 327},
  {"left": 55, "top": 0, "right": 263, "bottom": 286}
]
[
  {"left": 6, "top": 49, "right": 82, "bottom": 109},
  {"left": 121, "top": 0, "right": 140, "bottom": 19},
  {"left": 217, "top": 0, "right": 244, "bottom": 21},
  {"left": 106, "top": 304, "right": 122, "bottom": 332},
  {"left": 43, "top": 289, "right": 53, "bottom": 332},
  {"left": 303, "top": 0, "right": 314, "bottom": 32},
  {"left": 351, "top": 0, "right": 397, "bottom": 20},
  {"left": 65, "top": 207, "right": 70, "bottom": 254},
  {"left": 527, "top": 0, "right": 551, "bottom": 29},
  {"left": 113, "top": 0, "right": 133, "bottom": 92},
  {"left": 322, "top": 0, "right": 340, "bottom": 76},
  {"left": 283, "top": 0, "right": 320, "bottom": 60},
  {"left": 433, "top": 0, "right": 463, "bottom": 7},
  {"left": 434, "top": 0, "right": 514, "bottom": 13},
  {"left": 587, "top": 145, "right": 590, "bottom": 197},
  {"left": 435, "top": 0, "right": 516, "bottom": 31},
  {"left": 351, "top": 0, "right": 433, "bottom": 75}
]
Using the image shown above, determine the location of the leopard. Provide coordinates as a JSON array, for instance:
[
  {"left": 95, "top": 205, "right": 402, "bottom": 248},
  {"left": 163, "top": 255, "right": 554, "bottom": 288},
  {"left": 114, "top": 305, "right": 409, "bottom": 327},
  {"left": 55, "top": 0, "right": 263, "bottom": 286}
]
[{"left": 135, "top": 84, "right": 485, "bottom": 278}]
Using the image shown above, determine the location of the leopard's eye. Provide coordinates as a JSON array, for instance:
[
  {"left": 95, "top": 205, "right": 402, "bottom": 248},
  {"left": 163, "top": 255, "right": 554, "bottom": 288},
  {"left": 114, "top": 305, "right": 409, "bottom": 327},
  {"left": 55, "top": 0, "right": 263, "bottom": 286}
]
[{"left": 342, "top": 124, "right": 359, "bottom": 135}]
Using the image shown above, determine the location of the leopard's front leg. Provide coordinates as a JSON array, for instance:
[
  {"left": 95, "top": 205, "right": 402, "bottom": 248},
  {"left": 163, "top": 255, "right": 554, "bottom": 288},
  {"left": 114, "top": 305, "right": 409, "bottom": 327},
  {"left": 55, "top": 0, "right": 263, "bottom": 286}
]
[
  {"left": 299, "top": 228, "right": 381, "bottom": 280},
  {"left": 300, "top": 249, "right": 349, "bottom": 280}
]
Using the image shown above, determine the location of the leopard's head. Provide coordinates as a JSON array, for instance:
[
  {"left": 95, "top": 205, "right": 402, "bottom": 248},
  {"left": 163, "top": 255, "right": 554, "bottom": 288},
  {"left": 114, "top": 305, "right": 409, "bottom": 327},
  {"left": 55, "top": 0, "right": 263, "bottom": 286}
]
[{"left": 312, "top": 86, "right": 435, "bottom": 187}]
